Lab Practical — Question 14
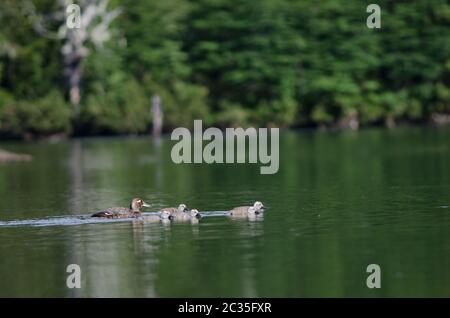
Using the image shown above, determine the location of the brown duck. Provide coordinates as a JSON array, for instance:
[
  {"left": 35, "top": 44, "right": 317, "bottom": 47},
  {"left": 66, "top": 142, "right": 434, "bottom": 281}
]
[{"left": 91, "top": 198, "right": 151, "bottom": 219}]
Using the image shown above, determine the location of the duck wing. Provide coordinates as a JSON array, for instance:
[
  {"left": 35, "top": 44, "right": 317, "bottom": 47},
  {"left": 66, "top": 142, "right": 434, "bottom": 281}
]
[
  {"left": 91, "top": 207, "right": 131, "bottom": 218},
  {"left": 160, "top": 207, "right": 178, "bottom": 213}
]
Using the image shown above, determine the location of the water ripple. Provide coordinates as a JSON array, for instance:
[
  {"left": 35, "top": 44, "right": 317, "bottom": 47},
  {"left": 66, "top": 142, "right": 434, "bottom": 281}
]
[{"left": 0, "top": 211, "right": 235, "bottom": 228}]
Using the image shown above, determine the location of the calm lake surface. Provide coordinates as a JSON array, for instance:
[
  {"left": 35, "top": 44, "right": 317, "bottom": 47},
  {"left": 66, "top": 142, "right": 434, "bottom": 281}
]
[{"left": 0, "top": 126, "right": 449, "bottom": 297}]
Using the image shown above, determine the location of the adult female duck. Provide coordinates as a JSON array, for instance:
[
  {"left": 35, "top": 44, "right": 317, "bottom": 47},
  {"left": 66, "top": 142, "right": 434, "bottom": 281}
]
[{"left": 91, "top": 198, "right": 151, "bottom": 219}]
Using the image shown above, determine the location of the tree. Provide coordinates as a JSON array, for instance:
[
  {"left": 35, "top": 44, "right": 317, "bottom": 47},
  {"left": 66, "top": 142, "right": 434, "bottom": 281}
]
[
  {"left": 185, "top": 0, "right": 302, "bottom": 126},
  {"left": 25, "top": 0, "right": 122, "bottom": 114}
]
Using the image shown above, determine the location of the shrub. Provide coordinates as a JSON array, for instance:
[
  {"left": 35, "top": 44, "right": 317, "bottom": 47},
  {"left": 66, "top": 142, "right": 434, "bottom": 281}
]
[
  {"left": 0, "top": 91, "right": 71, "bottom": 138},
  {"left": 144, "top": 76, "right": 211, "bottom": 129},
  {"left": 80, "top": 77, "right": 150, "bottom": 135}
]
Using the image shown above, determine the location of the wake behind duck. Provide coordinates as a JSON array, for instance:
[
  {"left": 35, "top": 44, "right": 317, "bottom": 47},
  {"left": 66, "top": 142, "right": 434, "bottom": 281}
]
[{"left": 0, "top": 198, "right": 265, "bottom": 228}]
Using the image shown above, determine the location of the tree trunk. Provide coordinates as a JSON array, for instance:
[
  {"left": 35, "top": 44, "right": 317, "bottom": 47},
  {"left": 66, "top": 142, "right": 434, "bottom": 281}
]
[
  {"left": 63, "top": 50, "right": 83, "bottom": 115},
  {"left": 151, "top": 95, "right": 163, "bottom": 137}
]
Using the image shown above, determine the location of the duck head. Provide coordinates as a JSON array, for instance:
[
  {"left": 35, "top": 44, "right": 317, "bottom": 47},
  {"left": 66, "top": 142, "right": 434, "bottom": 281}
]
[
  {"left": 248, "top": 206, "right": 259, "bottom": 216},
  {"left": 178, "top": 204, "right": 189, "bottom": 213},
  {"left": 190, "top": 209, "right": 201, "bottom": 219},
  {"left": 160, "top": 210, "right": 173, "bottom": 220},
  {"left": 253, "top": 201, "right": 265, "bottom": 212},
  {"left": 130, "top": 198, "right": 151, "bottom": 212}
]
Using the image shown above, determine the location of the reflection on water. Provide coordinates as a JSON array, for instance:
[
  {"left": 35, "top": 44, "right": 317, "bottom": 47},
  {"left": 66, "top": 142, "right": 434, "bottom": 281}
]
[{"left": 0, "top": 127, "right": 449, "bottom": 297}]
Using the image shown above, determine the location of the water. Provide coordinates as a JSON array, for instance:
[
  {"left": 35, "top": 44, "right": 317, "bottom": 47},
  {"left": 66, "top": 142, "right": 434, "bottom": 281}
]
[{"left": 0, "top": 126, "right": 449, "bottom": 297}]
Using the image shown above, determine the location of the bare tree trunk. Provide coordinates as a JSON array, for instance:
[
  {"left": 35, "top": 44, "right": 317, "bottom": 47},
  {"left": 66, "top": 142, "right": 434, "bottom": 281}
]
[
  {"left": 151, "top": 95, "right": 163, "bottom": 137},
  {"left": 385, "top": 116, "right": 396, "bottom": 129},
  {"left": 63, "top": 50, "right": 83, "bottom": 115}
]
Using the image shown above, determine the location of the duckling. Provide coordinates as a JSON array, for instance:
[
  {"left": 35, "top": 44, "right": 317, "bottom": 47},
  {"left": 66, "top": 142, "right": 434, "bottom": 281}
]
[
  {"left": 190, "top": 209, "right": 201, "bottom": 219},
  {"left": 91, "top": 198, "right": 151, "bottom": 218},
  {"left": 229, "top": 206, "right": 258, "bottom": 219},
  {"left": 139, "top": 210, "right": 174, "bottom": 222},
  {"left": 189, "top": 209, "right": 201, "bottom": 225},
  {"left": 247, "top": 206, "right": 263, "bottom": 221},
  {"left": 172, "top": 209, "right": 201, "bottom": 221},
  {"left": 247, "top": 206, "right": 259, "bottom": 216},
  {"left": 161, "top": 210, "right": 174, "bottom": 221},
  {"left": 160, "top": 204, "right": 189, "bottom": 219},
  {"left": 229, "top": 201, "right": 265, "bottom": 217}
]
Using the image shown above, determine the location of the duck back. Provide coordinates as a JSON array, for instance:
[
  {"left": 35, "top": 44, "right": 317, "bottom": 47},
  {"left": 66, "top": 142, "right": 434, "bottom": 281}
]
[
  {"left": 229, "top": 206, "right": 251, "bottom": 216},
  {"left": 91, "top": 207, "right": 136, "bottom": 218}
]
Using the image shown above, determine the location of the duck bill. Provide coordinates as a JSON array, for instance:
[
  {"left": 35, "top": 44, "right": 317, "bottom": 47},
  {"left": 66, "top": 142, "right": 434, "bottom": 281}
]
[{"left": 143, "top": 202, "right": 151, "bottom": 207}]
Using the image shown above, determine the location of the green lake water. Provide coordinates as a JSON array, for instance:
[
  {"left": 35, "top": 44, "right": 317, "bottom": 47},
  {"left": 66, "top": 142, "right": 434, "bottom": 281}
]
[{"left": 0, "top": 126, "right": 449, "bottom": 297}]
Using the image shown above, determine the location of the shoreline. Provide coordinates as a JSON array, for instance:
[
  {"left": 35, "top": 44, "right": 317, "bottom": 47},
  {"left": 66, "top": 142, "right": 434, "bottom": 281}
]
[{"left": 0, "top": 117, "right": 449, "bottom": 143}]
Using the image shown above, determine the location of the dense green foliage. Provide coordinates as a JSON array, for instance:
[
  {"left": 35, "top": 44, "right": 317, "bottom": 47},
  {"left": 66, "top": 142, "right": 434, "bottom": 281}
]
[{"left": 0, "top": 0, "right": 449, "bottom": 138}]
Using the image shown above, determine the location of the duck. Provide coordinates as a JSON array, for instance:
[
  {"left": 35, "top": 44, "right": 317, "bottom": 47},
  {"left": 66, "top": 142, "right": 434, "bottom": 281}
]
[
  {"left": 91, "top": 198, "right": 151, "bottom": 218},
  {"left": 229, "top": 201, "right": 265, "bottom": 217},
  {"left": 229, "top": 206, "right": 259, "bottom": 219},
  {"left": 160, "top": 204, "right": 189, "bottom": 218},
  {"left": 138, "top": 210, "right": 174, "bottom": 222},
  {"left": 190, "top": 209, "right": 201, "bottom": 219},
  {"left": 172, "top": 209, "right": 201, "bottom": 221},
  {"left": 247, "top": 206, "right": 260, "bottom": 219}
]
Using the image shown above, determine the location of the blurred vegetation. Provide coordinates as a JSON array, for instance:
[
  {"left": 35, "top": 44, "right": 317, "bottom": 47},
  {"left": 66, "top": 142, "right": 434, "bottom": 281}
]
[{"left": 0, "top": 0, "right": 449, "bottom": 138}]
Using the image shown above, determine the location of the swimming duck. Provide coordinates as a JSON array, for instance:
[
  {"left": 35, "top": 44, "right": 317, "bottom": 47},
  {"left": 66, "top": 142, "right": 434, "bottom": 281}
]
[
  {"left": 247, "top": 206, "right": 261, "bottom": 219},
  {"left": 138, "top": 210, "right": 174, "bottom": 222},
  {"left": 190, "top": 209, "right": 201, "bottom": 219},
  {"left": 160, "top": 204, "right": 189, "bottom": 218},
  {"left": 172, "top": 209, "right": 201, "bottom": 221},
  {"left": 91, "top": 198, "right": 151, "bottom": 218},
  {"left": 229, "top": 201, "right": 265, "bottom": 217}
]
